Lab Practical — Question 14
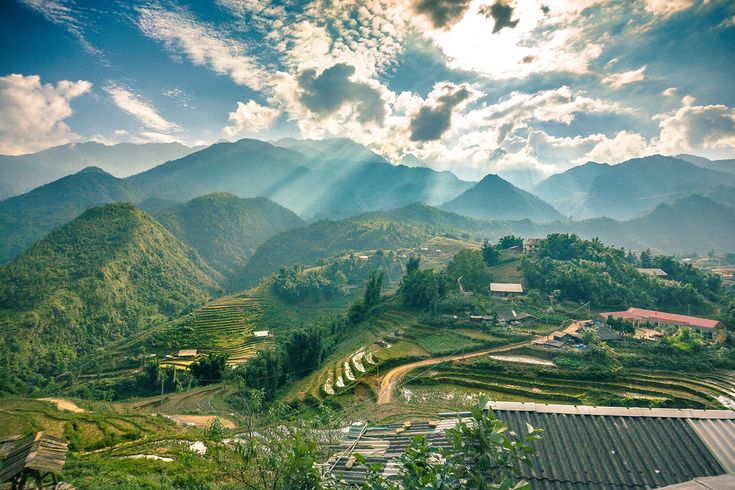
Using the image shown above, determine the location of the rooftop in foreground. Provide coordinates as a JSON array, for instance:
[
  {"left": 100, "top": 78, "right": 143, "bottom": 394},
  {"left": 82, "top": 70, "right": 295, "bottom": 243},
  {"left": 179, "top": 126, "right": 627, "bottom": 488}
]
[{"left": 328, "top": 401, "right": 735, "bottom": 489}]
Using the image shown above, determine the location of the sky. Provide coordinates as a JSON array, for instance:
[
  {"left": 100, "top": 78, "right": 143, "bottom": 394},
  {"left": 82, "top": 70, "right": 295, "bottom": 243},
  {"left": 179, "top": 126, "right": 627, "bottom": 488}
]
[{"left": 1, "top": 0, "right": 734, "bottom": 181}]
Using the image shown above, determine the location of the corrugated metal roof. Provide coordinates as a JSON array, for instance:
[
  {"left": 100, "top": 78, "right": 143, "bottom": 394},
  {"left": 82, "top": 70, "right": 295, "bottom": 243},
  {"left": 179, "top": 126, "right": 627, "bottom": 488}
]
[
  {"left": 657, "top": 474, "right": 735, "bottom": 489},
  {"left": 598, "top": 308, "right": 720, "bottom": 330},
  {"left": 328, "top": 404, "right": 735, "bottom": 489},
  {"left": 490, "top": 283, "right": 524, "bottom": 293},
  {"left": 687, "top": 419, "right": 735, "bottom": 474}
]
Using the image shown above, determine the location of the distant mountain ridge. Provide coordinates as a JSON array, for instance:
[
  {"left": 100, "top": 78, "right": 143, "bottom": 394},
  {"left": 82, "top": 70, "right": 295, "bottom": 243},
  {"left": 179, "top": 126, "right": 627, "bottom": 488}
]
[
  {"left": 0, "top": 141, "right": 201, "bottom": 199},
  {"left": 441, "top": 174, "right": 564, "bottom": 222}
]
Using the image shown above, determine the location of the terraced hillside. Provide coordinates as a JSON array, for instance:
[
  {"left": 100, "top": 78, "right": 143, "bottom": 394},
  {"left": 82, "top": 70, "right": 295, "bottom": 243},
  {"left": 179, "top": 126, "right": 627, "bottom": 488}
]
[
  {"left": 401, "top": 358, "right": 735, "bottom": 410},
  {"left": 161, "top": 296, "right": 274, "bottom": 367}
]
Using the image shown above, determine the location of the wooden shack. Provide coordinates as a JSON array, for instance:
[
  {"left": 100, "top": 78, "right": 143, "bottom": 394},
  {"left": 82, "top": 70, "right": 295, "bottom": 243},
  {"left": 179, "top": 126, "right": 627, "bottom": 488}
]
[{"left": 0, "top": 432, "right": 70, "bottom": 489}]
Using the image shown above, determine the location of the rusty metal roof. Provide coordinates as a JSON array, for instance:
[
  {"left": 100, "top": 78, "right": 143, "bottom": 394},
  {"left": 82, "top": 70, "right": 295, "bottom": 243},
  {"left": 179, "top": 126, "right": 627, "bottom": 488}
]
[{"left": 327, "top": 404, "right": 735, "bottom": 489}]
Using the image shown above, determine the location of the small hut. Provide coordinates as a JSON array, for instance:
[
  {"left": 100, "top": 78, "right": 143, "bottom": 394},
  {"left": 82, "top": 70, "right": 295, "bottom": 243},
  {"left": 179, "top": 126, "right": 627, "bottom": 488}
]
[{"left": 0, "top": 432, "right": 70, "bottom": 489}]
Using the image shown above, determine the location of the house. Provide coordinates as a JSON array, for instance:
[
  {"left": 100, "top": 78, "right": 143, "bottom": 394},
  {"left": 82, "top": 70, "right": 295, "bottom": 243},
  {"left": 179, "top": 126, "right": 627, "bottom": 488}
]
[
  {"left": 469, "top": 314, "right": 494, "bottom": 322},
  {"left": 176, "top": 349, "right": 199, "bottom": 358},
  {"left": 594, "top": 324, "right": 621, "bottom": 342},
  {"left": 497, "top": 310, "right": 538, "bottom": 325},
  {"left": 326, "top": 402, "right": 735, "bottom": 489},
  {"left": 549, "top": 330, "right": 583, "bottom": 343},
  {"left": 490, "top": 282, "right": 524, "bottom": 297},
  {"left": 599, "top": 307, "right": 721, "bottom": 339},
  {"left": 636, "top": 267, "right": 668, "bottom": 277},
  {"left": 531, "top": 338, "right": 565, "bottom": 349},
  {"left": 523, "top": 238, "right": 541, "bottom": 254},
  {"left": 0, "top": 432, "right": 69, "bottom": 489},
  {"left": 253, "top": 330, "right": 274, "bottom": 338}
]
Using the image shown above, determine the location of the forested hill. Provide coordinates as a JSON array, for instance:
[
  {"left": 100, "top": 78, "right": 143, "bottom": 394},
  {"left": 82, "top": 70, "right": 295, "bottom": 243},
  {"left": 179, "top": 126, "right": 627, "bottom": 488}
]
[
  {"left": 155, "top": 193, "right": 306, "bottom": 280},
  {"left": 0, "top": 203, "right": 219, "bottom": 395},
  {"left": 0, "top": 167, "right": 136, "bottom": 263}
]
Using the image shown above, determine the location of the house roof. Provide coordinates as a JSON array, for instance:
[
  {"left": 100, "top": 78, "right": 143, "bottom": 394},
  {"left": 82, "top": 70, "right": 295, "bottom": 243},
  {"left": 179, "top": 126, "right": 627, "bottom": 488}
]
[
  {"left": 636, "top": 267, "right": 668, "bottom": 277},
  {"left": 595, "top": 325, "right": 620, "bottom": 341},
  {"left": 599, "top": 307, "right": 721, "bottom": 330},
  {"left": 176, "top": 349, "right": 199, "bottom": 357},
  {"left": 497, "top": 310, "right": 538, "bottom": 321},
  {"left": 0, "top": 432, "right": 69, "bottom": 483},
  {"left": 253, "top": 331, "right": 271, "bottom": 337},
  {"left": 490, "top": 282, "right": 523, "bottom": 293},
  {"left": 327, "top": 403, "right": 735, "bottom": 489}
]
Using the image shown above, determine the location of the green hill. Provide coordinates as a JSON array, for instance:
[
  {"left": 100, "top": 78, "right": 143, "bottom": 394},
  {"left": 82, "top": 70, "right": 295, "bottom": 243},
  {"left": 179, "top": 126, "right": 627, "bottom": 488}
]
[
  {"left": 441, "top": 174, "right": 563, "bottom": 222},
  {"left": 533, "top": 162, "right": 611, "bottom": 216},
  {"left": 0, "top": 203, "right": 219, "bottom": 394},
  {"left": 0, "top": 167, "right": 137, "bottom": 263},
  {"left": 155, "top": 193, "right": 305, "bottom": 279}
]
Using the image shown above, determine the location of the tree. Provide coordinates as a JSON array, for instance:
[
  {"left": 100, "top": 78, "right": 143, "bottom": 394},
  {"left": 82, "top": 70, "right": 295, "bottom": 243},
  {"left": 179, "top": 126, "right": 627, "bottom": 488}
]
[
  {"left": 400, "top": 269, "right": 447, "bottom": 308},
  {"left": 406, "top": 256, "right": 421, "bottom": 275},
  {"left": 482, "top": 240, "right": 500, "bottom": 266},
  {"left": 639, "top": 249, "right": 653, "bottom": 268},
  {"left": 364, "top": 269, "right": 384, "bottom": 308},
  {"left": 190, "top": 353, "right": 228, "bottom": 384},
  {"left": 448, "top": 249, "right": 492, "bottom": 292}
]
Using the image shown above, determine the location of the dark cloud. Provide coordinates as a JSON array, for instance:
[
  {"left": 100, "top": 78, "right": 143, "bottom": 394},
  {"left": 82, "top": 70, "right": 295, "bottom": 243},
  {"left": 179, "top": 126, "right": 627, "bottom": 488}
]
[
  {"left": 409, "top": 85, "right": 471, "bottom": 142},
  {"left": 298, "top": 63, "right": 386, "bottom": 124},
  {"left": 414, "top": 0, "right": 472, "bottom": 29},
  {"left": 479, "top": 1, "right": 520, "bottom": 34}
]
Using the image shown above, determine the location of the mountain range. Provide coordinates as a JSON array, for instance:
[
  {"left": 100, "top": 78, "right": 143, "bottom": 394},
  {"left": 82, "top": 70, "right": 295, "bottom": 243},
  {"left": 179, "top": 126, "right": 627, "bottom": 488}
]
[{"left": 0, "top": 141, "right": 201, "bottom": 199}]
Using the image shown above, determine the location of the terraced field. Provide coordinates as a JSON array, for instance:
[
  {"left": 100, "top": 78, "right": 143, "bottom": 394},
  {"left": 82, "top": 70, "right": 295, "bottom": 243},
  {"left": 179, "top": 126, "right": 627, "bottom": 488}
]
[
  {"left": 401, "top": 359, "right": 735, "bottom": 410},
  {"left": 161, "top": 296, "right": 274, "bottom": 367}
]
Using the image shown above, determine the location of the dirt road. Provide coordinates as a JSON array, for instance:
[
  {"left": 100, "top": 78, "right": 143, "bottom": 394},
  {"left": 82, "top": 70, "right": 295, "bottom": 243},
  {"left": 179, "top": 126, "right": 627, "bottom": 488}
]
[{"left": 376, "top": 338, "right": 538, "bottom": 404}]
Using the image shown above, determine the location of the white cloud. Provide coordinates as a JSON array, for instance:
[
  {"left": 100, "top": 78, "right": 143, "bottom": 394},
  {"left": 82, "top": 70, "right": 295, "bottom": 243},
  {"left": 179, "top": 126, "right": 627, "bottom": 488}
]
[
  {"left": 137, "top": 6, "right": 269, "bottom": 90},
  {"left": 655, "top": 102, "right": 735, "bottom": 154},
  {"left": 19, "top": 0, "right": 104, "bottom": 59},
  {"left": 104, "top": 84, "right": 180, "bottom": 133},
  {"left": 0, "top": 74, "right": 91, "bottom": 155},
  {"left": 223, "top": 100, "right": 281, "bottom": 136},
  {"left": 601, "top": 65, "right": 647, "bottom": 89},
  {"left": 642, "top": 0, "right": 695, "bottom": 16},
  {"left": 662, "top": 87, "right": 677, "bottom": 96}
]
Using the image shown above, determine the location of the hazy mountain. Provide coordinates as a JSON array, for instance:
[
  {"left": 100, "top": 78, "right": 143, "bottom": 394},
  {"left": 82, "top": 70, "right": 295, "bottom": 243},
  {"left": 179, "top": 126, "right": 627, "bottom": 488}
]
[
  {"left": 0, "top": 203, "right": 218, "bottom": 393},
  {"left": 496, "top": 168, "right": 546, "bottom": 192},
  {"left": 0, "top": 167, "right": 137, "bottom": 263},
  {"left": 273, "top": 137, "right": 388, "bottom": 164},
  {"left": 126, "top": 139, "right": 309, "bottom": 202},
  {"left": 441, "top": 174, "right": 564, "bottom": 222},
  {"left": 578, "top": 155, "right": 735, "bottom": 219},
  {"left": 676, "top": 154, "right": 735, "bottom": 174},
  {"left": 155, "top": 193, "right": 305, "bottom": 279},
  {"left": 0, "top": 141, "right": 201, "bottom": 197},
  {"left": 533, "top": 162, "right": 612, "bottom": 216}
]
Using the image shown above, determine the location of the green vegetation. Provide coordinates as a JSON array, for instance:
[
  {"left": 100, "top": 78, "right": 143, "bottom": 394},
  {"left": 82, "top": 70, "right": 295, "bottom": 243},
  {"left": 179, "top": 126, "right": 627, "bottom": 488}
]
[{"left": 0, "top": 203, "right": 219, "bottom": 395}]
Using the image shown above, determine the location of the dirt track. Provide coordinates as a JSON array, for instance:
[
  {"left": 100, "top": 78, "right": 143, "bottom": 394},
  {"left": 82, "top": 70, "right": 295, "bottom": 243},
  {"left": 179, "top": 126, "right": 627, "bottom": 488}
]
[{"left": 376, "top": 338, "right": 539, "bottom": 404}]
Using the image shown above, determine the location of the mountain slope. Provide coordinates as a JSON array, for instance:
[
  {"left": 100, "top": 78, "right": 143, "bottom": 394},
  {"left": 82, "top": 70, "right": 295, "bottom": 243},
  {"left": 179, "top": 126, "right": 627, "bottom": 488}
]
[
  {"left": 0, "top": 167, "right": 137, "bottom": 263},
  {"left": 126, "top": 139, "right": 309, "bottom": 202},
  {"left": 676, "top": 154, "right": 735, "bottom": 175},
  {"left": 0, "top": 141, "right": 200, "bottom": 197},
  {"left": 441, "top": 174, "right": 563, "bottom": 222},
  {"left": 580, "top": 155, "right": 735, "bottom": 219},
  {"left": 155, "top": 193, "right": 305, "bottom": 279},
  {"left": 0, "top": 203, "right": 219, "bottom": 394},
  {"left": 533, "top": 162, "right": 612, "bottom": 216}
]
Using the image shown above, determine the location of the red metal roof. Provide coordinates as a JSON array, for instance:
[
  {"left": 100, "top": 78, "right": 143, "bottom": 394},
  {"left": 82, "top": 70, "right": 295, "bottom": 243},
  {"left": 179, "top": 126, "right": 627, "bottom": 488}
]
[{"left": 599, "top": 307, "right": 721, "bottom": 330}]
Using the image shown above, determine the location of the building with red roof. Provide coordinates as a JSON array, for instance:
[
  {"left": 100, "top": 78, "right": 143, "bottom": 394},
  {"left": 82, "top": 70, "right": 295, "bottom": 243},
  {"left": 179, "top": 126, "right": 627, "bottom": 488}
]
[{"left": 599, "top": 307, "right": 721, "bottom": 339}]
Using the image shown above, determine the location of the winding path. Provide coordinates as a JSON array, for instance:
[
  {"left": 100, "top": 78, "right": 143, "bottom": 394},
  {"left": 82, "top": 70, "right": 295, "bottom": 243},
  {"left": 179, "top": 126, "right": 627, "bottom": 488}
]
[{"left": 377, "top": 338, "right": 540, "bottom": 404}]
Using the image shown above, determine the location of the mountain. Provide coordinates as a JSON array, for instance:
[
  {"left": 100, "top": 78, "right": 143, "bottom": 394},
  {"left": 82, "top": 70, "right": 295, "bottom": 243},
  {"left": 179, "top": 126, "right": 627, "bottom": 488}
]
[
  {"left": 273, "top": 137, "right": 388, "bottom": 164},
  {"left": 126, "top": 138, "right": 309, "bottom": 202},
  {"left": 155, "top": 193, "right": 305, "bottom": 279},
  {"left": 676, "top": 154, "right": 735, "bottom": 175},
  {"left": 441, "top": 174, "right": 564, "bottom": 222},
  {"left": 578, "top": 155, "right": 735, "bottom": 219},
  {"left": 533, "top": 162, "right": 612, "bottom": 216},
  {"left": 0, "top": 141, "right": 201, "bottom": 198},
  {"left": 0, "top": 167, "right": 137, "bottom": 263},
  {"left": 0, "top": 203, "right": 219, "bottom": 394}
]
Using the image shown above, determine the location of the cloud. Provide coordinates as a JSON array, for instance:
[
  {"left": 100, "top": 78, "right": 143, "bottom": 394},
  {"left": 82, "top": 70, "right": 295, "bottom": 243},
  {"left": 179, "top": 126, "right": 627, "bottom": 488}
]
[
  {"left": 409, "top": 83, "right": 474, "bottom": 141},
  {"left": 478, "top": 1, "right": 520, "bottom": 34},
  {"left": 0, "top": 73, "right": 91, "bottom": 155},
  {"left": 104, "top": 84, "right": 180, "bottom": 133},
  {"left": 656, "top": 102, "right": 735, "bottom": 154},
  {"left": 601, "top": 65, "right": 647, "bottom": 89},
  {"left": 642, "top": 0, "right": 694, "bottom": 16},
  {"left": 19, "top": 0, "right": 104, "bottom": 60},
  {"left": 297, "top": 63, "right": 387, "bottom": 124},
  {"left": 413, "top": 0, "right": 472, "bottom": 29},
  {"left": 137, "top": 5, "right": 268, "bottom": 90},
  {"left": 662, "top": 87, "right": 677, "bottom": 96},
  {"left": 223, "top": 100, "right": 280, "bottom": 136}
]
